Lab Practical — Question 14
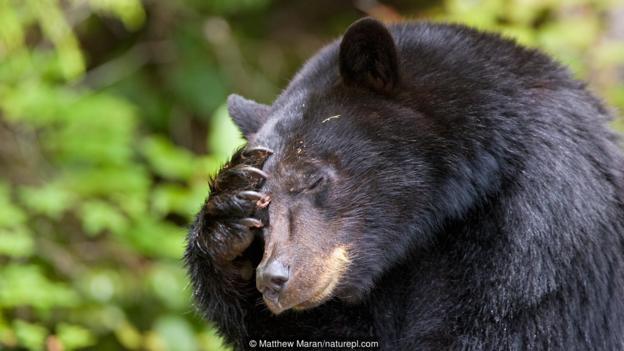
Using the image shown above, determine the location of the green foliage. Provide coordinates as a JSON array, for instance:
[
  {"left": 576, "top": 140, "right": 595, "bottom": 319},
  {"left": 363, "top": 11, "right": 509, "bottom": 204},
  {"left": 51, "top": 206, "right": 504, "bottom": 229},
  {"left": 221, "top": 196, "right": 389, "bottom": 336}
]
[
  {"left": 435, "top": 0, "right": 624, "bottom": 116},
  {"left": 209, "top": 104, "right": 247, "bottom": 163},
  {"left": 14, "top": 320, "right": 48, "bottom": 351},
  {"left": 0, "top": 1, "right": 233, "bottom": 350},
  {"left": 57, "top": 323, "right": 97, "bottom": 350},
  {"left": 0, "top": 0, "right": 621, "bottom": 350}
]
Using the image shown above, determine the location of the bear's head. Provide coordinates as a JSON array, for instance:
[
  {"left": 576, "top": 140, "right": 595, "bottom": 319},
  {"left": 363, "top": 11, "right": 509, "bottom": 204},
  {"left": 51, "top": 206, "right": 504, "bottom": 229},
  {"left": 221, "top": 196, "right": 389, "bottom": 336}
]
[{"left": 230, "top": 19, "right": 445, "bottom": 314}]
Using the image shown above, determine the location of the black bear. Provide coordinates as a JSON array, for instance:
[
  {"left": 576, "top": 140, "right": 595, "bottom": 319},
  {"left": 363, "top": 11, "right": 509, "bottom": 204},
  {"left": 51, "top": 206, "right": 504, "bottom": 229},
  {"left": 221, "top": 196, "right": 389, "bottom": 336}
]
[{"left": 185, "top": 18, "right": 624, "bottom": 350}]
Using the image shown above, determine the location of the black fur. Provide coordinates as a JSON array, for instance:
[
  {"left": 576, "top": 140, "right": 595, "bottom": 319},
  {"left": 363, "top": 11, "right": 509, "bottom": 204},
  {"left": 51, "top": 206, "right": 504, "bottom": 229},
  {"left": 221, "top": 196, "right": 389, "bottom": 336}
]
[
  {"left": 185, "top": 19, "right": 624, "bottom": 350},
  {"left": 339, "top": 18, "right": 400, "bottom": 93}
]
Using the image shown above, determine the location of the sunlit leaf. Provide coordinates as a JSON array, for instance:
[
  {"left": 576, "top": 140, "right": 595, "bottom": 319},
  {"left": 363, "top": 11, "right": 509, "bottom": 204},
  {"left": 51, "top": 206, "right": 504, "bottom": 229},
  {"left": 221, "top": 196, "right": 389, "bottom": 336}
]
[
  {"left": 80, "top": 200, "right": 129, "bottom": 236},
  {"left": 0, "top": 80, "right": 76, "bottom": 125},
  {"left": 27, "top": 0, "right": 85, "bottom": 79},
  {"left": 56, "top": 323, "right": 96, "bottom": 351},
  {"left": 123, "top": 218, "right": 186, "bottom": 259},
  {"left": 87, "top": 0, "right": 146, "bottom": 30},
  {"left": 13, "top": 320, "right": 47, "bottom": 351},
  {"left": 151, "top": 183, "right": 206, "bottom": 219},
  {"left": 209, "top": 103, "right": 246, "bottom": 164},
  {"left": 18, "top": 182, "right": 75, "bottom": 220},
  {"left": 114, "top": 320, "right": 142, "bottom": 350},
  {"left": 0, "top": 264, "right": 79, "bottom": 310},
  {"left": 140, "top": 136, "right": 198, "bottom": 180},
  {"left": 0, "top": 182, "right": 26, "bottom": 228},
  {"left": 65, "top": 166, "right": 150, "bottom": 199},
  {"left": 0, "top": 1, "right": 25, "bottom": 54},
  {"left": 0, "top": 226, "right": 34, "bottom": 257}
]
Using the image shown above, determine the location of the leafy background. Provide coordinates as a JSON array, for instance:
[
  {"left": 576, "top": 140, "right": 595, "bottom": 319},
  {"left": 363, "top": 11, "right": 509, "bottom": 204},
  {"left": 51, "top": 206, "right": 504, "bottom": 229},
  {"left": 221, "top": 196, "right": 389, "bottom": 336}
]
[{"left": 0, "top": 0, "right": 623, "bottom": 350}]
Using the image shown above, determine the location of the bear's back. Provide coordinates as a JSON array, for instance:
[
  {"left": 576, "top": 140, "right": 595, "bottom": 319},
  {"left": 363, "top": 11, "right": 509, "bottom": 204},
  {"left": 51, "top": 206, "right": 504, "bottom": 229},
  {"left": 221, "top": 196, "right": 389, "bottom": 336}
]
[{"left": 390, "top": 23, "right": 574, "bottom": 88}]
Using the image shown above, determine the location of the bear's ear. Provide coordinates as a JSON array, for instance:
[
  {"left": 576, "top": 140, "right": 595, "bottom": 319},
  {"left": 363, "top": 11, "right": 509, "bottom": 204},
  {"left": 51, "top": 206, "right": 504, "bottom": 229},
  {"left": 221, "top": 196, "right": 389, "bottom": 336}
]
[
  {"left": 227, "top": 94, "right": 270, "bottom": 138},
  {"left": 339, "top": 17, "right": 399, "bottom": 94}
]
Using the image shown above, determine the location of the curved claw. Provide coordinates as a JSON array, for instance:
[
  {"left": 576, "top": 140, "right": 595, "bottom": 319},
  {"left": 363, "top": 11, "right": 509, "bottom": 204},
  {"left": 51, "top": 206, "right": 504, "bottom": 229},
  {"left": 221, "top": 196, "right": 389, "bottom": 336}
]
[
  {"left": 240, "top": 217, "right": 264, "bottom": 228},
  {"left": 236, "top": 165, "right": 269, "bottom": 179},
  {"left": 243, "top": 146, "right": 274, "bottom": 157},
  {"left": 238, "top": 190, "right": 264, "bottom": 201}
]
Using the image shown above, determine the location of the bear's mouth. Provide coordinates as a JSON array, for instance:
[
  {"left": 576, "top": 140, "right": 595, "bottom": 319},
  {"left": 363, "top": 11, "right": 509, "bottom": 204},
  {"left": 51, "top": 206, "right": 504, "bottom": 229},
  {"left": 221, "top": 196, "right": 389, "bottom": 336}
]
[
  {"left": 261, "top": 246, "right": 350, "bottom": 314},
  {"left": 261, "top": 280, "right": 334, "bottom": 314}
]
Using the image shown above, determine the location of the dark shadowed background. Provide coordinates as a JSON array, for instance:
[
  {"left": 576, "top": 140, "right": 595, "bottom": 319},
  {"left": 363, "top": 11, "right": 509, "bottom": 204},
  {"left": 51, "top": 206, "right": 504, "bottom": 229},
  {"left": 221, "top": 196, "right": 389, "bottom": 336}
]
[{"left": 0, "top": 0, "right": 623, "bottom": 350}]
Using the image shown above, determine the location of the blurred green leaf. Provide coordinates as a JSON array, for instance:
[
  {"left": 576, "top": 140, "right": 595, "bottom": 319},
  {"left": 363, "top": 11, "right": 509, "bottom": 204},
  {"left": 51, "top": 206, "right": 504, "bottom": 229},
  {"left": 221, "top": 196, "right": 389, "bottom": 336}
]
[
  {"left": 13, "top": 320, "right": 47, "bottom": 351},
  {"left": 209, "top": 103, "right": 246, "bottom": 163},
  {"left": 0, "top": 0, "right": 25, "bottom": 54},
  {"left": 88, "top": 0, "right": 146, "bottom": 30},
  {"left": 595, "top": 41, "right": 624, "bottom": 67},
  {"left": 28, "top": 0, "right": 85, "bottom": 79},
  {"left": 48, "top": 93, "right": 138, "bottom": 166},
  {"left": 57, "top": 323, "right": 96, "bottom": 350},
  {"left": 18, "top": 182, "right": 75, "bottom": 220},
  {"left": 1, "top": 80, "right": 76, "bottom": 125},
  {"left": 66, "top": 166, "right": 150, "bottom": 199},
  {"left": 198, "top": 0, "right": 271, "bottom": 14},
  {"left": 81, "top": 200, "right": 129, "bottom": 236},
  {"left": 0, "top": 321, "right": 18, "bottom": 349},
  {"left": 141, "top": 136, "right": 198, "bottom": 180},
  {"left": 151, "top": 183, "right": 206, "bottom": 219},
  {"left": 114, "top": 320, "right": 142, "bottom": 350},
  {"left": 0, "top": 264, "right": 79, "bottom": 310},
  {"left": 0, "top": 182, "right": 26, "bottom": 228},
  {"left": 124, "top": 218, "right": 186, "bottom": 259},
  {"left": 154, "top": 316, "right": 198, "bottom": 351},
  {"left": 198, "top": 327, "right": 232, "bottom": 351},
  {"left": 0, "top": 226, "right": 35, "bottom": 257},
  {"left": 148, "top": 263, "right": 190, "bottom": 310},
  {"left": 167, "top": 59, "right": 227, "bottom": 117},
  {"left": 82, "top": 271, "right": 117, "bottom": 303}
]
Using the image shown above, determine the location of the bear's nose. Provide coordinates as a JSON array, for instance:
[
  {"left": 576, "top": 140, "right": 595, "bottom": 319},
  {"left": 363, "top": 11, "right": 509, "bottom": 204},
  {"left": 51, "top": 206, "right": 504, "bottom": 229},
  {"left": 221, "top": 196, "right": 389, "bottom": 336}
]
[{"left": 256, "top": 261, "right": 289, "bottom": 297}]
